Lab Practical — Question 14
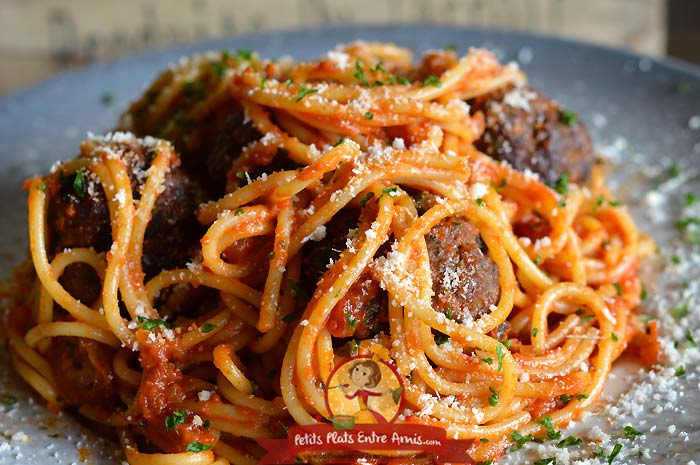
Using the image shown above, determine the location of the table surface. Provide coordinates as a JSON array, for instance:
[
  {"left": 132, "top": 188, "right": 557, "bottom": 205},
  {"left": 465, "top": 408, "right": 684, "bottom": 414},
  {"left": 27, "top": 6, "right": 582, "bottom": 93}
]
[{"left": 0, "top": 0, "right": 666, "bottom": 96}]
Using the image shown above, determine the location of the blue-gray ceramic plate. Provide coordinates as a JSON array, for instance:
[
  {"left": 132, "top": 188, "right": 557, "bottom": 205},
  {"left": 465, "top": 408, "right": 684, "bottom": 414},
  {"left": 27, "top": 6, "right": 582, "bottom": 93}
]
[{"left": 1, "top": 25, "right": 700, "bottom": 464}]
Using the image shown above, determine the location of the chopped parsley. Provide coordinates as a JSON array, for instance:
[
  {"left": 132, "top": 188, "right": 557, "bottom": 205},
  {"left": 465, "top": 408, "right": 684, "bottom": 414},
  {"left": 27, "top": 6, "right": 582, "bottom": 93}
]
[
  {"left": 671, "top": 304, "right": 689, "bottom": 319},
  {"left": 686, "top": 329, "right": 697, "bottom": 347},
  {"left": 211, "top": 60, "right": 227, "bottom": 77},
  {"left": 201, "top": 323, "right": 217, "bottom": 333},
  {"left": 364, "top": 111, "right": 374, "bottom": 120},
  {"left": 375, "top": 186, "right": 397, "bottom": 203},
  {"left": 333, "top": 137, "right": 346, "bottom": 147},
  {"left": 536, "top": 415, "right": 561, "bottom": 440},
  {"left": 553, "top": 173, "right": 570, "bottom": 195},
  {"left": 640, "top": 283, "right": 647, "bottom": 301},
  {"left": 607, "top": 443, "right": 622, "bottom": 464},
  {"left": 234, "top": 207, "right": 245, "bottom": 216},
  {"left": 613, "top": 282, "right": 623, "bottom": 296},
  {"left": 359, "top": 192, "right": 375, "bottom": 207},
  {"left": 669, "top": 163, "right": 681, "bottom": 178},
  {"left": 556, "top": 435, "right": 582, "bottom": 448},
  {"left": 476, "top": 198, "right": 484, "bottom": 206},
  {"left": 479, "top": 438, "right": 489, "bottom": 443},
  {"left": 137, "top": 316, "right": 172, "bottom": 331},
  {"left": 396, "top": 76, "right": 411, "bottom": 85},
  {"left": 496, "top": 344, "right": 505, "bottom": 372},
  {"left": 559, "top": 394, "right": 571, "bottom": 403},
  {"left": 346, "top": 310, "right": 358, "bottom": 330},
  {"left": 506, "top": 431, "right": 534, "bottom": 453},
  {"left": 593, "top": 195, "right": 606, "bottom": 214},
  {"left": 559, "top": 109, "right": 577, "bottom": 126},
  {"left": 73, "top": 169, "right": 86, "bottom": 197},
  {"left": 686, "top": 193, "right": 698, "bottom": 206},
  {"left": 490, "top": 178, "right": 507, "bottom": 191},
  {"left": 623, "top": 425, "right": 643, "bottom": 439},
  {"left": 671, "top": 255, "right": 681, "bottom": 264},
  {"left": 576, "top": 393, "right": 589, "bottom": 401},
  {"left": 354, "top": 61, "right": 369, "bottom": 86},
  {"left": 488, "top": 386, "right": 499, "bottom": 406},
  {"left": 532, "top": 328, "right": 539, "bottom": 337},
  {"left": 476, "top": 461, "right": 493, "bottom": 465},
  {"left": 422, "top": 75, "right": 442, "bottom": 87},
  {"left": 296, "top": 85, "right": 318, "bottom": 102},
  {"left": 40, "top": 180, "right": 47, "bottom": 192},
  {"left": 165, "top": 410, "right": 187, "bottom": 430},
  {"left": 260, "top": 77, "right": 267, "bottom": 89},
  {"left": 675, "top": 365, "right": 686, "bottom": 377},
  {"left": 534, "top": 458, "right": 557, "bottom": 465},
  {"left": 234, "top": 48, "right": 253, "bottom": 60},
  {"left": 611, "top": 332, "right": 620, "bottom": 342},
  {"left": 186, "top": 441, "right": 213, "bottom": 453},
  {"left": 444, "top": 308, "right": 454, "bottom": 320},
  {"left": 676, "top": 217, "right": 700, "bottom": 229},
  {"left": 1, "top": 395, "right": 18, "bottom": 406},
  {"left": 435, "top": 333, "right": 450, "bottom": 346}
]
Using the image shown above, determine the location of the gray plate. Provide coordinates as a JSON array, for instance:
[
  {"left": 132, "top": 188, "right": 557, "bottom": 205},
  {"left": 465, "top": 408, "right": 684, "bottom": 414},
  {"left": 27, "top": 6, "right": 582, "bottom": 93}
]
[{"left": 1, "top": 25, "right": 700, "bottom": 464}]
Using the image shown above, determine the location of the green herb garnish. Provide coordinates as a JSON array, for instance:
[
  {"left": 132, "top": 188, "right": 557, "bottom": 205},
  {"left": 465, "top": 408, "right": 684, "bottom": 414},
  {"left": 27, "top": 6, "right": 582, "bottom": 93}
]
[
  {"left": 623, "top": 425, "right": 643, "bottom": 439},
  {"left": 137, "top": 316, "right": 172, "bottom": 331},
  {"left": 201, "top": 323, "right": 217, "bottom": 333},
  {"left": 296, "top": 85, "right": 318, "bottom": 102},
  {"left": 488, "top": 386, "right": 499, "bottom": 406},
  {"left": 186, "top": 441, "right": 213, "bottom": 453},
  {"left": 536, "top": 415, "right": 561, "bottom": 440},
  {"left": 422, "top": 75, "right": 442, "bottom": 87},
  {"left": 559, "top": 109, "right": 577, "bottom": 126},
  {"left": 165, "top": 410, "right": 187, "bottom": 430},
  {"left": 73, "top": 169, "right": 86, "bottom": 197}
]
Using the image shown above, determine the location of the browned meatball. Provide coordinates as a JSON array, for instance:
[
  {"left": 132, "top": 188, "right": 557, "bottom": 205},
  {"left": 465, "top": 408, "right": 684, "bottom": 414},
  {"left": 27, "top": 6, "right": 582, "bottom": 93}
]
[
  {"left": 195, "top": 109, "right": 261, "bottom": 197},
  {"left": 47, "top": 336, "right": 119, "bottom": 407},
  {"left": 301, "top": 192, "right": 501, "bottom": 338},
  {"left": 470, "top": 84, "right": 593, "bottom": 185},
  {"left": 47, "top": 138, "right": 204, "bottom": 282},
  {"left": 426, "top": 217, "right": 500, "bottom": 322}
]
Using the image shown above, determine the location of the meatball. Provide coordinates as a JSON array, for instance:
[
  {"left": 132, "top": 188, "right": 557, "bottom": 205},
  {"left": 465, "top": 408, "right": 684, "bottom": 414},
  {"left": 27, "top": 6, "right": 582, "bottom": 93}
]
[
  {"left": 470, "top": 84, "right": 593, "bottom": 185},
  {"left": 301, "top": 192, "right": 501, "bottom": 338},
  {"left": 425, "top": 217, "right": 500, "bottom": 322},
  {"left": 47, "top": 336, "right": 119, "bottom": 407},
  {"left": 195, "top": 109, "right": 260, "bottom": 198},
  {"left": 47, "top": 137, "right": 203, "bottom": 280}
]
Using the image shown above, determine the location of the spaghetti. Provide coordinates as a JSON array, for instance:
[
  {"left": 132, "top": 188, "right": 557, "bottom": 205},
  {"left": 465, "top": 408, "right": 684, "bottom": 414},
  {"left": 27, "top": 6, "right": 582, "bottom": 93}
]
[{"left": 3, "top": 42, "right": 654, "bottom": 464}]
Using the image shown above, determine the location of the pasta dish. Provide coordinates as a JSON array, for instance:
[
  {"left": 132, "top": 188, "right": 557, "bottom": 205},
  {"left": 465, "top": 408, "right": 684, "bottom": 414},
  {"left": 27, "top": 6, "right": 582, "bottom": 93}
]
[{"left": 2, "top": 43, "right": 655, "bottom": 464}]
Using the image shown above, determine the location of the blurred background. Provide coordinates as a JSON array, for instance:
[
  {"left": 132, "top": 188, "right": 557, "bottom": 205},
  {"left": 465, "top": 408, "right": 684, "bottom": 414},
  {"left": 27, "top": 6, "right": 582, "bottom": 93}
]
[{"left": 0, "top": 0, "right": 698, "bottom": 96}]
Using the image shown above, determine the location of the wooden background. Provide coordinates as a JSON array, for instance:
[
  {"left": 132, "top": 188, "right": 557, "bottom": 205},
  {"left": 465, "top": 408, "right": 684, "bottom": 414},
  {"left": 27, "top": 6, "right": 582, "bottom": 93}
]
[{"left": 0, "top": 0, "right": 667, "bottom": 95}]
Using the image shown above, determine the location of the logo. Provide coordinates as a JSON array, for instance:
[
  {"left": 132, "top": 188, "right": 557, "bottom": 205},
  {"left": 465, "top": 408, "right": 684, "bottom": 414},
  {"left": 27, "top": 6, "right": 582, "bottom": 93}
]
[
  {"left": 259, "top": 347, "right": 475, "bottom": 464},
  {"left": 325, "top": 356, "right": 403, "bottom": 429}
]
